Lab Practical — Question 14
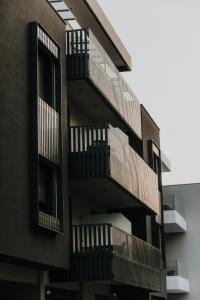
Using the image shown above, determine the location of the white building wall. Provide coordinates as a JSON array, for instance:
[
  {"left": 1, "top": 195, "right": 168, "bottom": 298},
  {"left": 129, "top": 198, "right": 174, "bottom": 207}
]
[{"left": 164, "top": 183, "right": 200, "bottom": 300}]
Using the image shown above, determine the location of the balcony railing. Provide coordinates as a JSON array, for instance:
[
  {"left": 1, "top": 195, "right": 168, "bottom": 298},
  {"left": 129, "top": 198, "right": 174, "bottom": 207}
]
[
  {"left": 38, "top": 211, "right": 61, "bottom": 233},
  {"left": 38, "top": 97, "right": 59, "bottom": 164},
  {"left": 67, "top": 29, "right": 142, "bottom": 139},
  {"left": 167, "top": 261, "right": 188, "bottom": 279},
  {"left": 69, "top": 124, "right": 160, "bottom": 215},
  {"left": 163, "top": 194, "right": 186, "bottom": 233},
  {"left": 166, "top": 260, "right": 190, "bottom": 293},
  {"left": 71, "top": 224, "right": 162, "bottom": 291},
  {"left": 163, "top": 195, "right": 185, "bottom": 218}
]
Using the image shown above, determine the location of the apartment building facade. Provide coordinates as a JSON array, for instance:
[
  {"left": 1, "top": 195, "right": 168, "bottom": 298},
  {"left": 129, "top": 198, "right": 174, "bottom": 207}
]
[
  {"left": 163, "top": 183, "right": 200, "bottom": 300},
  {"left": 0, "top": 0, "right": 166, "bottom": 299}
]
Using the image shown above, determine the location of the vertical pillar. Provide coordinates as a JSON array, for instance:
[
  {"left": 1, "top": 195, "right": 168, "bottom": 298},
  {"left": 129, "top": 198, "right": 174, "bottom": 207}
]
[{"left": 38, "top": 271, "right": 46, "bottom": 300}]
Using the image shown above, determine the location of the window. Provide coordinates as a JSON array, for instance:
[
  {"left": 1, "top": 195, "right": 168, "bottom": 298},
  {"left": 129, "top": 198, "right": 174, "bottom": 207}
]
[
  {"left": 148, "top": 140, "right": 162, "bottom": 190},
  {"left": 38, "top": 47, "right": 58, "bottom": 110},
  {"left": 148, "top": 140, "right": 160, "bottom": 175},
  {"left": 30, "top": 22, "right": 62, "bottom": 232},
  {"left": 38, "top": 160, "right": 58, "bottom": 217},
  {"left": 153, "top": 152, "right": 159, "bottom": 174}
]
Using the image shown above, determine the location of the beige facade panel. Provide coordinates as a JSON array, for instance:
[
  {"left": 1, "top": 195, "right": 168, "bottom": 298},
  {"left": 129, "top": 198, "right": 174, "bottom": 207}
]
[{"left": 109, "top": 126, "right": 160, "bottom": 215}]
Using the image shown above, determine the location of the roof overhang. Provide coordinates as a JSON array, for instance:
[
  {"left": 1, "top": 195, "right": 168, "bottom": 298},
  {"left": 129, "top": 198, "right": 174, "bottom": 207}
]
[{"left": 63, "top": 0, "right": 132, "bottom": 71}]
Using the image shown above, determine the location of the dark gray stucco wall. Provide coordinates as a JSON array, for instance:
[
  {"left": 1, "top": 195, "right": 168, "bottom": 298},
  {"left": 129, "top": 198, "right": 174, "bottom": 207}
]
[{"left": 0, "top": 0, "right": 69, "bottom": 269}]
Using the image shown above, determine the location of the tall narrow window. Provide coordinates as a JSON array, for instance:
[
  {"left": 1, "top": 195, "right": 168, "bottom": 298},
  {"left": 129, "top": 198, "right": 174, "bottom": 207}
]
[
  {"left": 38, "top": 48, "right": 58, "bottom": 110},
  {"left": 38, "top": 160, "right": 57, "bottom": 216},
  {"left": 30, "top": 22, "right": 62, "bottom": 233},
  {"left": 148, "top": 141, "right": 160, "bottom": 175},
  {"left": 148, "top": 140, "right": 162, "bottom": 193}
]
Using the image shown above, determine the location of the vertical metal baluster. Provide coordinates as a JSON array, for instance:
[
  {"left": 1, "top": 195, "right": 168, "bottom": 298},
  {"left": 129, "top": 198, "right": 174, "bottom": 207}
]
[{"left": 86, "top": 125, "right": 90, "bottom": 177}]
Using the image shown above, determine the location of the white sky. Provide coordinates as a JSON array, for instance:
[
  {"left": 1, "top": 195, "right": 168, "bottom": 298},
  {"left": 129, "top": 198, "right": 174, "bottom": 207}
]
[{"left": 98, "top": 0, "right": 200, "bottom": 185}]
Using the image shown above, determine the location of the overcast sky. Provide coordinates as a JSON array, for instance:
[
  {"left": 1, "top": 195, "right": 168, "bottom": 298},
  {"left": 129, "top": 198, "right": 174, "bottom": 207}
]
[{"left": 98, "top": 0, "right": 200, "bottom": 185}]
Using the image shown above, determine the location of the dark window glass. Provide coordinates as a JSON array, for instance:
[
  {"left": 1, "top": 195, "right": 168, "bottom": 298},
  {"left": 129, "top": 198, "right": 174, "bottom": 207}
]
[
  {"left": 153, "top": 154, "right": 159, "bottom": 174},
  {"left": 38, "top": 160, "right": 58, "bottom": 216},
  {"left": 37, "top": 48, "right": 57, "bottom": 110}
]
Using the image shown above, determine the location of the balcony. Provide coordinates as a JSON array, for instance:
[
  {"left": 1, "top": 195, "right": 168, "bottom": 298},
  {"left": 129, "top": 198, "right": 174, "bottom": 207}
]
[
  {"left": 67, "top": 29, "right": 142, "bottom": 139},
  {"left": 167, "top": 261, "right": 190, "bottom": 293},
  {"left": 163, "top": 195, "right": 187, "bottom": 233},
  {"left": 69, "top": 124, "right": 160, "bottom": 215},
  {"left": 71, "top": 224, "right": 162, "bottom": 292}
]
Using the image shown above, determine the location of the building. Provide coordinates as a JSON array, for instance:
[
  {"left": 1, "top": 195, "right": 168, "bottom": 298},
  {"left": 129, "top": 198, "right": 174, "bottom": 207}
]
[
  {"left": 0, "top": 0, "right": 166, "bottom": 299},
  {"left": 163, "top": 183, "right": 200, "bottom": 299}
]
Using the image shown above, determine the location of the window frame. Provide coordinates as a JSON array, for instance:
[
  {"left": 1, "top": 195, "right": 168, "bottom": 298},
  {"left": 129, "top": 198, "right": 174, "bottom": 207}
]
[
  {"left": 37, "top": 44, "right": 59, "bottom": 111},
  {"left": 38, "top": 158, "right": 58, "bottom": 217},
  {"left": 29, "top": 22, "right": 63, "bottom": 233}
]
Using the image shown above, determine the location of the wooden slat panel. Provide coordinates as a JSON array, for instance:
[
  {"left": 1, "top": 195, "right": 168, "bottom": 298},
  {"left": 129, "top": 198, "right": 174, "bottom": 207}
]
[{"left": 108, "top": 125, "right": 160, "bottom": 215}]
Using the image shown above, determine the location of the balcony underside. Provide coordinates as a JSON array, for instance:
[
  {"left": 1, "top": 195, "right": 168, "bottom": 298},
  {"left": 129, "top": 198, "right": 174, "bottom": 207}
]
[
  {"left": 70, "top": 177, "right": 155, "bottom": 213},
  {"left": 68, "top": 79, "right": 141, "bottom": 141},
  {"left": 164, "top": 210, "right": 187, "bottom": 233}
]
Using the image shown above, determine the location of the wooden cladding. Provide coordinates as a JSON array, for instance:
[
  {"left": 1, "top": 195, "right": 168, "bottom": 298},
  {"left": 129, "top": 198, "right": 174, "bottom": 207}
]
[
  {"left": 67, "top": 29, "right": 142, "bottom": 139},
  {"left": 69, "top": 124, "right": 160, "bottom": 214},
  {"left": 38, "top": 97, "right": 59, "bottom": 164},
  {"left": 71, "top": 224, "right": 162, "bottom": 291},
  {"left": 108, "top": 128, "right": 160, "bottom": 215}
]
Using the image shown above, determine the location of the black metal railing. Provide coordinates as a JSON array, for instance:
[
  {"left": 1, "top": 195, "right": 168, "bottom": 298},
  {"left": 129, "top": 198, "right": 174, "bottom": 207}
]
[
  {"left": 69, "top": 123, "right": 110, "bottom": 179},
  {"left": 71, "top": 224, "right": 162, "bottom": 291},
  {"left": 67, "top": 29, "right": 89, "bottom": 79}
]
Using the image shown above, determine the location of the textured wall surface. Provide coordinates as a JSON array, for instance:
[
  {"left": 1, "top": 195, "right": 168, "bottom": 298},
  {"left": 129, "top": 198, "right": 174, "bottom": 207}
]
[
  {"left": 0, "top": 0, "right": 69, "bottom": 269},
  {"left": 164, "top": 183, "right": 200, "bottom": 300},
  {"left": 109, "top": 127, "right": 160, "bottom": 214}
]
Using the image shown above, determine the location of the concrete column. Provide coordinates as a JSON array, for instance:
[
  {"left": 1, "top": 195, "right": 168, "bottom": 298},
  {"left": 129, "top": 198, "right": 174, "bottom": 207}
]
[{"left": 38, "top": 271, "right": 46, "bottom": 300}]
